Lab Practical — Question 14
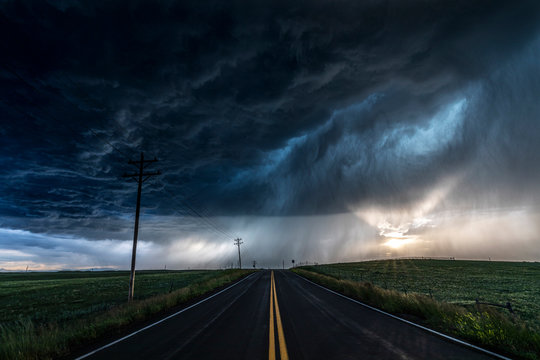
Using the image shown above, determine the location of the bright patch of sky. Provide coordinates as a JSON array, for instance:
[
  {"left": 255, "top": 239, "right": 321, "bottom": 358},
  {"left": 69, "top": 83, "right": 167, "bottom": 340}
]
[
  {"left": 241, "top": 93, "right": 382, "bottom": 181},
  {"left": 382, "top": 98, "right": 467, "bottom": 158},
  {"left": 347, "top": 97, "right": 469, "bottom": 251},
  {"left": 355, "top": 174, "right": 462, "bottom": 253},
  {"left": 0, "top": 226, "right": 238, "bottom": 271},
  {"left": 261, "top": 94, "right": 466, "bottom": 183}
]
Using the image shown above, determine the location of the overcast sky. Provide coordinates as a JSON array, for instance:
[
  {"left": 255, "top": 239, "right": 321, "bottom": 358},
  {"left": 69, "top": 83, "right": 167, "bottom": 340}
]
[{"left": 1, "top": 0, "right": 540, "bottom": 270}]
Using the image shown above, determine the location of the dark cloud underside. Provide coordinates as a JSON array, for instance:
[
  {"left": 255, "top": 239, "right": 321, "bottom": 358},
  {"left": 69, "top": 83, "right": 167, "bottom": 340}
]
[{"left": 0, "top": 0, "right": 540, "bottom": 247}]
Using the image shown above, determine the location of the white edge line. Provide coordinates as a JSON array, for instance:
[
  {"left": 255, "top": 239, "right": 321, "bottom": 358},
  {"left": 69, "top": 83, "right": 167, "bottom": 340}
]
[
  {"left": 295, "top": 273, "right": 512, "bottom": 360},
  {"left": 74, "top": 272, "right": 258, "bottom": 360}
]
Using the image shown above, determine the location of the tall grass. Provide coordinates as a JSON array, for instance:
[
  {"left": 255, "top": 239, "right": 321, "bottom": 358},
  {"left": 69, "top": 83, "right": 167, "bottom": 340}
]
[
  {"left": 293, "top": 268, "right": 540, "bottom": 360},
  {"left": 0, "top": 269, "right": 254, "bottom": 360},
  {"left": 303, "top": 260, "right": 540, "bottom": 327}
]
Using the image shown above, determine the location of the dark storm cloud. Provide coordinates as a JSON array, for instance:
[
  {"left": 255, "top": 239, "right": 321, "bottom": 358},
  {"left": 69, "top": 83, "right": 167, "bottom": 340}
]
[{"left": 1, "top": 0, "right": 540, "bottom": 239}]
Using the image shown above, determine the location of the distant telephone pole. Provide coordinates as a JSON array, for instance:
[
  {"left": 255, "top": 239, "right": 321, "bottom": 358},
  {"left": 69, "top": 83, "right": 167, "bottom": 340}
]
[
  {"left": 123, "top": 152, "right": 160, "bottom": 302},
  {"left": 234, "top": 238, "right": 243, "bottom": 269}
]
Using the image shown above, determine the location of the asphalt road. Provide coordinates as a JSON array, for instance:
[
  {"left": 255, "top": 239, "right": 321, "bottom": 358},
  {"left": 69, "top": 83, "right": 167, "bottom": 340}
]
[{"left": 78, "top": 270, "right": 500, "bottom": 360}]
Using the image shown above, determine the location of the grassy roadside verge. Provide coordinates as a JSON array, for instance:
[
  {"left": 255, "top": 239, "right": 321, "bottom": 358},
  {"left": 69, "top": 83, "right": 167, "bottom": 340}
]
[
  {"left": 292, "top": 268, "right": 540, "bottom": 360},
  {"left": 0, "top": 269, "right": 255, "bottom": 360}
]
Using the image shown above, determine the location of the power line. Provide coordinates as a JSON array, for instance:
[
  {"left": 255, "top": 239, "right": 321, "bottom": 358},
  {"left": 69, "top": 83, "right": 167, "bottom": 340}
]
[
  {"left": 160, "top": 185, "right": 237, "bottom": 241},
  {"left": 156, "top": 178, "right": 236, "bottom": 240}
]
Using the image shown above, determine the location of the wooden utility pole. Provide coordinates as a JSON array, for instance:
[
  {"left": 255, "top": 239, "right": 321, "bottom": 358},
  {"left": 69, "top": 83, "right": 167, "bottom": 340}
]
[
  {"left": 234, "top": 238, "right": 243, "bottom": 269},
  {"left": 123, "top": 152, "right": 160, "bottom": 302}
]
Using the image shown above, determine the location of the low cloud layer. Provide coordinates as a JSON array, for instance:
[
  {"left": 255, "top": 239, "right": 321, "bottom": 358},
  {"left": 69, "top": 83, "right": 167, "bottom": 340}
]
[{"left": 1, "top": 1, "right": 540, "bottom": 269}]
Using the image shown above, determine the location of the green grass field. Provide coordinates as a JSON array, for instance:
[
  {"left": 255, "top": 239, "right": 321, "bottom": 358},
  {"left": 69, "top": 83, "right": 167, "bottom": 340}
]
[
  {"left": 0, "top": 270, "right": 218, "bottom": 325},
  {"left": 302, "top": 259, "right": 540, "bottom": 329},
  {"left": 296, "top": 260, "right": 540, "bottom": 359},
  {"left": 0, "top": 269, "right": 253, "bottom": 360}
]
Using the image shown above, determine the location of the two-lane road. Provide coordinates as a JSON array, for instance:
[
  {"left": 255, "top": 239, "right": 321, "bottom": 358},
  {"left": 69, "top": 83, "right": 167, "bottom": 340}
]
[{"left": 78, "top": 270, "right": 500, "bottom": 359}]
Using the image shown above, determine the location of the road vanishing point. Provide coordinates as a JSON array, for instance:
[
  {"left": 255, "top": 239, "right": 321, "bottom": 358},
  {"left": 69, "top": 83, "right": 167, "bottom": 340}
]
[{"left": 77, "top": 270, "right": 504, "bottom": 360}]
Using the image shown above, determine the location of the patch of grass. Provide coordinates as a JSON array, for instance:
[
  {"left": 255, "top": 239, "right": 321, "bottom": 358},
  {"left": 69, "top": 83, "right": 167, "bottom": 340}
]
[
  {"left": 293, "top": 264, "right": 540, "bottom": 360},
  {"left": 0, "top": 269, "right": 254, "bottom": 360},
  {"left": 303, "top": 260, "right": 540, "bottom": 328},
  {"left": 0, "top": 270, "right": 216, "bottom": 324}
]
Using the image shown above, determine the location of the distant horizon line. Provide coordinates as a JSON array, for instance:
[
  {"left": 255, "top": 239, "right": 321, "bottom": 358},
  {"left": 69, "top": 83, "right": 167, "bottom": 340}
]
[{"left": 1, "top": 257, "right": 539, "bottom": 272}]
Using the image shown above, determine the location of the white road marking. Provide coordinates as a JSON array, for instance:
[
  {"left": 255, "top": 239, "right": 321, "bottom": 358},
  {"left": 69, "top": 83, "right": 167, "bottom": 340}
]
[
  {"left": 295, "top": 273, "right": 511, "bottom": 360},
  {"left": 75, "top": 272, "right": 258, "bottom": 360}
]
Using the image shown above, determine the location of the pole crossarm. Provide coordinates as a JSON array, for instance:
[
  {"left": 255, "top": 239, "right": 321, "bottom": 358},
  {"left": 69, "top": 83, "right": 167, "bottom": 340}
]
[{"left": 122, "top": 170, "right": 161, "bottom": 181}]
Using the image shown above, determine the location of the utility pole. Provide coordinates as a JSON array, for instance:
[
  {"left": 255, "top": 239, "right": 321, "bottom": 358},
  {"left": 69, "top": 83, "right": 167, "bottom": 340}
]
[
  {"left": 234, "top": 238, "right": 243, "bottom": 269},
  {"left": 122, "top": 152, "right": 160, "bottom": 302}
]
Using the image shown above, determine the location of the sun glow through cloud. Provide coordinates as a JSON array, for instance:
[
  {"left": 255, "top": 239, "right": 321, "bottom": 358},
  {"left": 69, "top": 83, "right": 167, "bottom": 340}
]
[
  {"left": 354, "top": 173, "right": 463, "bottom": 256},
  {"left": 382, "top": 237, "right": 416, "bottom": 249}
]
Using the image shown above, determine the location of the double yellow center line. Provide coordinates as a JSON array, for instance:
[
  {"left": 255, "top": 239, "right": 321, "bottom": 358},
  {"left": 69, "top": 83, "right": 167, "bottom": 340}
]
[{"left": 269, "top": 271, "right": 289, "bottom": 360}]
